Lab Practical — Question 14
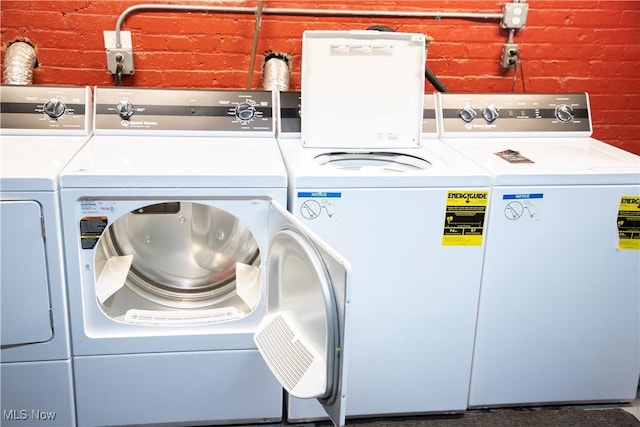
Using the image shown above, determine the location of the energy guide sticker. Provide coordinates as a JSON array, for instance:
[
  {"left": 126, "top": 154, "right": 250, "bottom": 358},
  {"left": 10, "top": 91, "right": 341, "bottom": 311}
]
[
  {"left": 617, "top": 196, "right": 640, "bottom": 250},
  {"left": 442, "top": 190, "right": 489, "bottom": 246}
]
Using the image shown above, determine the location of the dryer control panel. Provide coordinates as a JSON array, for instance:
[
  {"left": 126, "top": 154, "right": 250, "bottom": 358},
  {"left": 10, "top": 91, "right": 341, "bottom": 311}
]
[
  {"left": 0, "top": 85, "right": 91, "bottom": 134},
  {"left": 438, "top": 93, "right": 592, "bottom": 137},
  {"left": 93, "top": 87, "right": 274, "bottom": 136}
]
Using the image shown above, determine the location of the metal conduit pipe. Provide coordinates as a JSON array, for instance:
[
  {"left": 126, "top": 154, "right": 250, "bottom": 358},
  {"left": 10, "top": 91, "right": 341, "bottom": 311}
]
[
  {"left": 246, "top": 0, "right": 265, "bottom": 89},
  {"left": 263, "top": 8, "right": 503, "bottom": 20},
  {"left": 115, "top": 4, "right": 504, "bottom": 47},
  {"left": 115, "top": 5, "right": 255, "bottom": 48},
  {"left": 112, "top": 3, "right": 505, "bottom": 87}
]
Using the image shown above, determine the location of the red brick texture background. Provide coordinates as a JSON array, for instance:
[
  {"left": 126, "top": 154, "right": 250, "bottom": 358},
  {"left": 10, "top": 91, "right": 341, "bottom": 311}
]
[{"left": 1, "top": 1, "right": 639, "bottom": 154}]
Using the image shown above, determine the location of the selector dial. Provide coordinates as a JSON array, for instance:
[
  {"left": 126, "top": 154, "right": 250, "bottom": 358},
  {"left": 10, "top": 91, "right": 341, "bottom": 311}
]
[
  {"left": 555, "top": 104, "right": 574, "bottom": 122},
  {"left": 234, "top": 102, "right": 257, "bottom": 121},
  {"left": 43, "top": 98, "right": 66, "bottom": 119},
  {"left": 116, "top": 100, "right": 134, "bottom": 119},
  {"left": 459, "top": 105, "right": 477, "bottom": 123},
  {"left": 482, "top": 104, "right": 500, "bottom": 123}
]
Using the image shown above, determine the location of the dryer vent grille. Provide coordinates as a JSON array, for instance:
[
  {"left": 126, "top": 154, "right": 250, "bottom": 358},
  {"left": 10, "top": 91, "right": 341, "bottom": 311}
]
[{"left": 254, "top": 312, "right": 322, "bottom": 397}]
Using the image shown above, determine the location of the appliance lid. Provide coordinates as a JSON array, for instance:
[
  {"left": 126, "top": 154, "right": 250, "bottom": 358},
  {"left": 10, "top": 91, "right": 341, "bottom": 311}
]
[
  {"left": 301, "top": 30, "right": 425, "bottom": 149},
  {"left": 1, "top": 136, "right": 90, "bottom": 191},
  {"left": 59, "top": 136, "right": 288, "bottom": 188},
  {"left": 448, "top": 138, "right": 640, "bottom": 185}
]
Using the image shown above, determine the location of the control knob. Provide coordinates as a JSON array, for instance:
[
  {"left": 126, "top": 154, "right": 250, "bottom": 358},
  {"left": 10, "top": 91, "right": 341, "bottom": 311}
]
[
  {"left": 482, "top": 104, "right": 500, "bottom": 123},
  {"left": 43, "top": 98, "right": 66, "bottom": 119},
  {"left": 235, "top": 102, "right": 256, "bottom": 121},
  {"left": 116, "top": 100, "right": 134, "bottom": 119},
  {"left": 555, "top": 104, "right": 574, "bottom": 123},
  {"left": 459, "top": 105, "right": 477, "bottom": 123}
]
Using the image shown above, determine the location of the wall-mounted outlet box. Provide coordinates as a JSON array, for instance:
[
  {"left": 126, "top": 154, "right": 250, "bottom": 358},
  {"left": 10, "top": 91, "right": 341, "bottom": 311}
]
[
  {"left": 501, "top": 43, "right": 519, "bottom": 69},
  {"left": 103, "top": 31, "right": 135, "bottom": 75},
  {"left": 502, "top": 3, "right": 529, "bottom": 29}
]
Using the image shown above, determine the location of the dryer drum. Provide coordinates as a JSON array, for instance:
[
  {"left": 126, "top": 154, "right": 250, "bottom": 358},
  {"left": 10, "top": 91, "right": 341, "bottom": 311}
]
[{"left": 97, "top": 202, "right": 260, "bottom": 308}]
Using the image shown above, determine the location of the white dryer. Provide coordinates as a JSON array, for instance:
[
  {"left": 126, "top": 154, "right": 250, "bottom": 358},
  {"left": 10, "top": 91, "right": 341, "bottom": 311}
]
[
  {"left": 59, "top": 87, "right": 351, "bottom": 427},
  {"left": 276, "top": 46, "right": 491, "bottom": 420},
  {"left": 1, "top": 85, "right": 91, "bottom": 426},
  {"left": 438, "top": 92, "right": 640, "bottom": 407}
]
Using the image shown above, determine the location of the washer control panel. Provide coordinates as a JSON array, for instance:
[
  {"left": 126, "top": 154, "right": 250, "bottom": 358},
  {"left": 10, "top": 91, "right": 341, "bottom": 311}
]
[
  {"left": 0, "top": 85, "right": 91, "bottom": 133},
  {"left": 438, "top": 93, "right": 592, "bottom": 135},
  {"left": 277, "top": 91, "right": 302, "bottom": 136},
  {"left": 94, "top": 87, "right": 274, "bottom": 135}
]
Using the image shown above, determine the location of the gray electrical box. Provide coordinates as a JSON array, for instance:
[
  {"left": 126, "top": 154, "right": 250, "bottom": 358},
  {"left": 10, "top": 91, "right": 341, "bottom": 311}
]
[
  {"left": 501, "top": 2, "right": 529, "bottom": 29},
  {"left": 103, "top": 31, "right": 135, "bottom": 75}
]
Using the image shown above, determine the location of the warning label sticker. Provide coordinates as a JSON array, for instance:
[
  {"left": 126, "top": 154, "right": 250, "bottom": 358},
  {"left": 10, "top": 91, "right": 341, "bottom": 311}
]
[
  {"left": 617, "top": 196, "right": 640, "bottom": 250},
  {"left": 442, "top": 190, "right": 489, "bottom": 246},
  {"left": 503, "top": 193, "right": 543, "bottom": 221},
  {"left": 80, "top": 216, "right": 108, "bottom": 250}
]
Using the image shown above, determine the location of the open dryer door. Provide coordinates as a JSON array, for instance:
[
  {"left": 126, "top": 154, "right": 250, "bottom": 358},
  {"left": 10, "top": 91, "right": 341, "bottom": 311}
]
[{"left": 255, "top": 202, "right": 351, "bottom": 427}]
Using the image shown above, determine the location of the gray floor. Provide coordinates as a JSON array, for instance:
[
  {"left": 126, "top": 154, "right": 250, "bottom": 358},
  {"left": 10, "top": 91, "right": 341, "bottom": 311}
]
[
  {"left": 281, "top": 407, "right": 639, "bottom": 427},
  {"left": 574, "top": 384, "right": 640, "bottom": 421},
  {"left": 612, "top": 392, "right": 639, "bottom": 420},
  {"left": 249, "top": 386, "right": 640, "bottom": 426},
  {"left": 290, "top": 387, "right": 640, "bottom": 426}
]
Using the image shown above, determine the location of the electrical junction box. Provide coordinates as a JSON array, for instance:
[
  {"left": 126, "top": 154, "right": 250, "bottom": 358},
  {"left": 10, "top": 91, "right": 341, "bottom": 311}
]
[
  {"left": 501, "top": 2, "right": 529, "bottom": 29},
  {"left": 501, "top": 43, "right": 519, "bottom": 69},
  {"left": 103, "top": 31, "right": 135, "bottom": 75}
]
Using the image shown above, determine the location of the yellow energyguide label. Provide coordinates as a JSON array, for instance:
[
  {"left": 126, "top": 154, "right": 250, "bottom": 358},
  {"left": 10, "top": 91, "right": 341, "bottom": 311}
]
[
  {"left": 617, "top": 195, "right": 640, "bottom": 250},
  {"left": 442, "top": 190, "right": 489, "bottom": 246}
]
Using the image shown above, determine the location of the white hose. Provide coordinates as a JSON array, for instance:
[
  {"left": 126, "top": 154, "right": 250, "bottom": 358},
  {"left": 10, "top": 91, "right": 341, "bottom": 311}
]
[{"left": 3, "top": 41, "right": 38, "bottom": 85}]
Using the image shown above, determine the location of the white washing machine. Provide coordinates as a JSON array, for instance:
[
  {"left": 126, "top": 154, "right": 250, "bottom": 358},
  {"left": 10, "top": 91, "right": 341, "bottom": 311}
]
[
  {"left": 438, "top": 92, "right": 640, "bottom": 407},
  {"left": 1, "top": 85, "right": 91, "bottom": 426},
  {"left": 59, "top": 87, "right": 351, "bottom": 427},
  {"left": 275, "top": 31, "right": 492, "bottom": 420}
]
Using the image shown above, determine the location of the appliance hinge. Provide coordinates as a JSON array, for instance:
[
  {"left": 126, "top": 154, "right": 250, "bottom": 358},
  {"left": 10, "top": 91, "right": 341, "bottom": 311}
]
[{"left": 40, "top": 215, "right": 46, "bottom": 240}]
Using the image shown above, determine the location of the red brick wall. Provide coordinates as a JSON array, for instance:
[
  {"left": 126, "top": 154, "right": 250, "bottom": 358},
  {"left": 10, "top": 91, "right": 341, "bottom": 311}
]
[{"left": 2, "top": 0, "right": 639, "bottom": 154}]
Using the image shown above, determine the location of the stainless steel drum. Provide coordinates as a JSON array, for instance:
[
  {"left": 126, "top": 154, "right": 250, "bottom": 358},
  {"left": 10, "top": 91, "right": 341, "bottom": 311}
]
[{"left": 95, "top": 202, "right": 259, "bottom": 309}]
